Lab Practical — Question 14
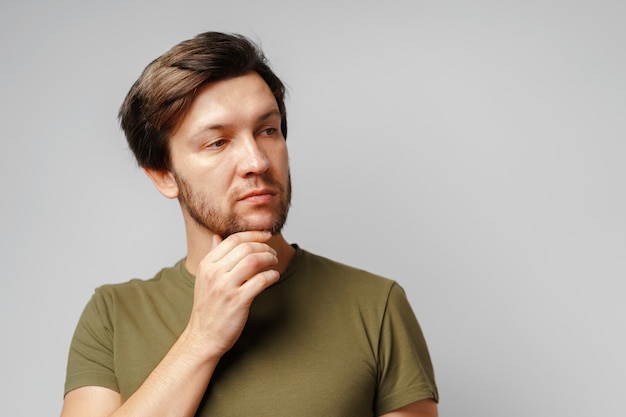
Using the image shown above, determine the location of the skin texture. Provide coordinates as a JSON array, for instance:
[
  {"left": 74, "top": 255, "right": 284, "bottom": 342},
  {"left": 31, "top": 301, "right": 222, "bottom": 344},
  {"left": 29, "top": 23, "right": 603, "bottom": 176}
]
[{"left": 60, "top": 72, "right": 437, "bottom": 417}]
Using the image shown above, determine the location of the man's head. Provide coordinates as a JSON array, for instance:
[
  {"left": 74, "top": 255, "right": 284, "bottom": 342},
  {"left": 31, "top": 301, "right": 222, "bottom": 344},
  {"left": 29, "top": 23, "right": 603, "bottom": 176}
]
[
  {"left": 119, "top": 32, "right": 291, "bottom": 238},
  {"left": 119, "top": 31, "right": 288, "bottom": 172}
]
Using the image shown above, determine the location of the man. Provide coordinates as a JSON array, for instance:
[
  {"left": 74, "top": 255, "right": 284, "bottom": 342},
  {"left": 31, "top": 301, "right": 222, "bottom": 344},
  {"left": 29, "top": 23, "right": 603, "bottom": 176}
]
[{"left": 61, "top": 31, "right": 438, "bottom": 417}]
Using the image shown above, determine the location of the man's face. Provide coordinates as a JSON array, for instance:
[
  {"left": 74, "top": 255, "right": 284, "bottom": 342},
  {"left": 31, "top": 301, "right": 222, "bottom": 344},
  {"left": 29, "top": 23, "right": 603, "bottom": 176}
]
[{"left": 166, "top": 71, "right": 291, "bottom": 238}]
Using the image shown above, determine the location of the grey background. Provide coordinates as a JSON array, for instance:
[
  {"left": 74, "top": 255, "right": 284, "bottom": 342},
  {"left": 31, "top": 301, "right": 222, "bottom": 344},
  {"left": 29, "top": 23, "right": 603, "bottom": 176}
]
[{"left": 1, "top": 1, "right": 624, "bottom": 416}]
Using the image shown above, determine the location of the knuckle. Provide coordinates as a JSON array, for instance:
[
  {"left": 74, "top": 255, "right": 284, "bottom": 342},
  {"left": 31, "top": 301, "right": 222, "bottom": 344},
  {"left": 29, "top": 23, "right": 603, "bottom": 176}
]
[
  {"left": 256, "top": 270, "right": 280, "bottom": 289},
  {"left": 241, "top": 253, "right": 265, "bottom": 270},
  {"left": 240, "top": 241, "right": 257, "bottom": 254}
]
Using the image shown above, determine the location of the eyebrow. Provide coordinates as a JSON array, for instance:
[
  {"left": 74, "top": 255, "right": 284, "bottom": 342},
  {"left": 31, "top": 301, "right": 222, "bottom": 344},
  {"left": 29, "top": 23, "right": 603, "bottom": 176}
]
[
  {"left": 253, "top": 109, "right": 282, "bottom": 126},
  {"left": 190, "top": 109, "right": 282, "bottom": 140}
]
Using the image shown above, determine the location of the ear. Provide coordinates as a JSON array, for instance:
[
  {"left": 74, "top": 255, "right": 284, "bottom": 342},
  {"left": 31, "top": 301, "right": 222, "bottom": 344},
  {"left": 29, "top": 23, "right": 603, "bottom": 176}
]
[{"left": 143, "top": 167, "right": 179, "bottom": 199}]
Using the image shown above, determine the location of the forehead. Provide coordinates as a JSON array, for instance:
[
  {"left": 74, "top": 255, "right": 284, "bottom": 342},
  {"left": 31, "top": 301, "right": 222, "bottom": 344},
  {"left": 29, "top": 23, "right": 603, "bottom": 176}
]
[{"left": 183, "top": 71, "right": 278, "bottom": 127}]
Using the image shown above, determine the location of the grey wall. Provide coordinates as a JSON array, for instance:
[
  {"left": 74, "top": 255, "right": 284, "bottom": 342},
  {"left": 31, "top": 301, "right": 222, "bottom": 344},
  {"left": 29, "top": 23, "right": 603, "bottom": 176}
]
[{"left": 1, "top": 1, "right": 624, "bottom": 416}]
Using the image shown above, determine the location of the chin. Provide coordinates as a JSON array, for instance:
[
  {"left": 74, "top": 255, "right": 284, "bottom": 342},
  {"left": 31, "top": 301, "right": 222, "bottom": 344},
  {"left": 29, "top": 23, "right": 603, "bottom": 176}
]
[
  {"left": 243, "top": 217, "right": 286, "bottom": 234},
  {"left": 244, "top": 222, "right": 282, "bottom": 234}
]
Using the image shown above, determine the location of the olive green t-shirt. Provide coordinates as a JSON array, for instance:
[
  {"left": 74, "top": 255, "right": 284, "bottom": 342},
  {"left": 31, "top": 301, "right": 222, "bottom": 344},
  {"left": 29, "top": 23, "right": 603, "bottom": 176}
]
[{"left": 65, "top": 247, "right": 438, "bottom": 415}]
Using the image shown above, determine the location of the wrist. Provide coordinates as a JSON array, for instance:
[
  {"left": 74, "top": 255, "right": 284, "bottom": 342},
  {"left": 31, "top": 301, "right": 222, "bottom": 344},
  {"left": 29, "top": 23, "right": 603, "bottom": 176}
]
[{"left": 173, "top": 325, "right": 225, "bottom": 368}]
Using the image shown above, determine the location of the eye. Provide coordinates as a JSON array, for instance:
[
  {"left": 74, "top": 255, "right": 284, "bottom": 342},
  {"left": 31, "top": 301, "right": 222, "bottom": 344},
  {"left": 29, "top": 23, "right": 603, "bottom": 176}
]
[
  {"left": 207, "top": 138, "right": 228, "bottom": 149},
  {"left": 260, "top": 127, "right": 278, "bottom": 136}
]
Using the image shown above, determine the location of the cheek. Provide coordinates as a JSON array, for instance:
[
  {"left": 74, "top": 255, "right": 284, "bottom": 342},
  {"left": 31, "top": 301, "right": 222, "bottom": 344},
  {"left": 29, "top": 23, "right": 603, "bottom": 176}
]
[
  {"left": 183, "top": 169, "right": 231, "bottom": 200},
  {"left": 271, "top": 144, "right": 290, "bottom": 172}
]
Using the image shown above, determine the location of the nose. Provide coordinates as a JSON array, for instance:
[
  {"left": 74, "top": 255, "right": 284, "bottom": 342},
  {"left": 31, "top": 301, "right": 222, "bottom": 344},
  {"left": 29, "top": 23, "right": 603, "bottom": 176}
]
[{"left": 238, "top": 136, "right": 270, "bottom": 177}]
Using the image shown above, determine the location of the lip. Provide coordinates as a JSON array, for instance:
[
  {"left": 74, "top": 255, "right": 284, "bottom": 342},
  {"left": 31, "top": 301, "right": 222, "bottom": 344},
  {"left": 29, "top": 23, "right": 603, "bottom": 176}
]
[{"left": 238, "top": 188, "right": 277, "bottom": 203}]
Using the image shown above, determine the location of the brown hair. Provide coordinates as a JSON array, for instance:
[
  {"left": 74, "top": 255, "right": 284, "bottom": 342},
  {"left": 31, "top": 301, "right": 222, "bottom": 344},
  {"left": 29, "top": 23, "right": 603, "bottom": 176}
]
[{"left": 119, "top": 31, "right": 287, "bottom": 171}]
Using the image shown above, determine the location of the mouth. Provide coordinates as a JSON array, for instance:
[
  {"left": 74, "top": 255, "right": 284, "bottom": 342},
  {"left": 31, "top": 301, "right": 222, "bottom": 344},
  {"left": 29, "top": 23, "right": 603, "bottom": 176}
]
[{"left": 238, "top": 188, "right": 277, "bottom": 204}]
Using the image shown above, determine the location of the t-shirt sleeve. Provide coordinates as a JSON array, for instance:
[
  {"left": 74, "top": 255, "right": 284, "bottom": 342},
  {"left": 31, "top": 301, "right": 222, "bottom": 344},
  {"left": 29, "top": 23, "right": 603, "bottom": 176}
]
[
  {"left": 374, "top": 283, "right": 439, "bottom": 415},
  {"left": 64, "top": 288, "right": 119, "bottom": 396}
]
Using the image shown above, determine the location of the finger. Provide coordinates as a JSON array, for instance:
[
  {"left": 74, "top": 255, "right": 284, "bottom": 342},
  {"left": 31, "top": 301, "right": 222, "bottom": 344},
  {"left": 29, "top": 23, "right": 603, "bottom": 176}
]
[
  {"left": 211, "top": 234, "right": 222, "bottom": 251},
  {"left": 206, "top": 231, "right": 272, "bottom": 262},
  {"left": 239, "top": 269, "right": 281, "bottom": 299},
  {"left": 227, "top": 250, "right": 279, "bottom": 285},
  {"left": 222, "top": 241, "right": 277, "bottom": 273},
  {"left": 199, "top": 240, "right": 277, "bottom": 279},
  {"left": 198, "top": 231, "right": 271, "bottom": 273}
]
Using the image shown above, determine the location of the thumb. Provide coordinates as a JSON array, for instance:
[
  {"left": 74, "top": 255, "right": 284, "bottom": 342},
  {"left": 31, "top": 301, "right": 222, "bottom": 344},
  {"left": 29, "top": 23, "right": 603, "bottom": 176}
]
[{"left": 211, "top": 234, "right": 223, "bottom": 251}]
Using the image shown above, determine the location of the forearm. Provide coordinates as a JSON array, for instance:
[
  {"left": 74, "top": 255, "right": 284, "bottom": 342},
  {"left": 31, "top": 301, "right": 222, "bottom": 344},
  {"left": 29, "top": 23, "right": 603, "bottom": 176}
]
[
  {"left": 61, "top": 326, "right": 221, "bottom": 417},
  {"left": 110, "top": 326, "right": 220, "bottom": 417}
]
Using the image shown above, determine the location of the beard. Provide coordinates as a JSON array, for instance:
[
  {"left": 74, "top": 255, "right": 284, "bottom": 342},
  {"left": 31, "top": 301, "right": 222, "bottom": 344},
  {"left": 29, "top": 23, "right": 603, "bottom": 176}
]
[{"left": 173, "top": 170, "right": 291, "bottom": 239}]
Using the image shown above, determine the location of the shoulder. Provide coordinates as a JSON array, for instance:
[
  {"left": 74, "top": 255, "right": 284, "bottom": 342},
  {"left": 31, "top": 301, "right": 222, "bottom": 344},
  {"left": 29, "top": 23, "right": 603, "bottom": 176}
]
[
  {"left": 294, "top": 247, "right": 400, "bottom": 297},
  {"left": 90, "top": 259, "right": 190, "bottom": 308}
]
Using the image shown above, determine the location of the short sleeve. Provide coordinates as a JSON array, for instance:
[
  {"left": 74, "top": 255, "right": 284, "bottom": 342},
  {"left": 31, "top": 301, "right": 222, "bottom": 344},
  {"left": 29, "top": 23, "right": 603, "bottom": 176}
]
[
  {"left": 64, "top": 288, "right": 119, "bottom": 396},
  {"left": 374, "top": 283, "right": 438, "bottom": 415}
]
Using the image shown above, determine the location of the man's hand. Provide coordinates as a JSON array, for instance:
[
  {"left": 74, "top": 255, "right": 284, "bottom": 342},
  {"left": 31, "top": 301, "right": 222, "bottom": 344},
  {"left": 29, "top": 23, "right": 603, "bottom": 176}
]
[{"left": 186, "top": 230, "right": 280, "bottom": 358}]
